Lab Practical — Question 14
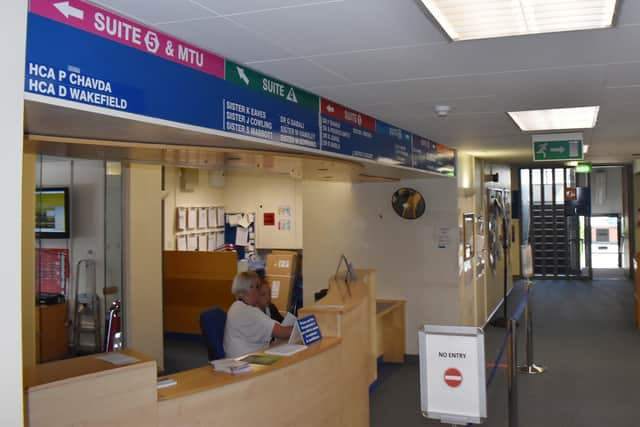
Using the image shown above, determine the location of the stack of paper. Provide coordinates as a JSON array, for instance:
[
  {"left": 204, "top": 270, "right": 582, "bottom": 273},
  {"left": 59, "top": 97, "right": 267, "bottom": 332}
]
[
  {"left": 210, "top": 359, "right": 252, "bottom": 375},
  {"left": 265, "top": 344, "right": 307, "bottom": 357}
]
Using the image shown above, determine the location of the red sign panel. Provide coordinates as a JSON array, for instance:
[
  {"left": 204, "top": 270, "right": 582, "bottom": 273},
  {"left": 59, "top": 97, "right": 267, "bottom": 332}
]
[
  {"left": 264, "top": 212, "right": 275, "bottom": 226},
  {"left": 36, "top": 248, "right": 69, "bottom": 294},
  {"left": 320, "top": 99, "right": 376, "bottom": 132},
  {"left": 444, "top": 368, "right": 463, "bottom": 388}
]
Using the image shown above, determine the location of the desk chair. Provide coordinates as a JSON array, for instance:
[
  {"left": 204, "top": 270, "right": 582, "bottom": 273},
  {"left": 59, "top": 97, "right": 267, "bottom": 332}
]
[{"left": 200, "top": 307, "right": 227, "bottom": 361}]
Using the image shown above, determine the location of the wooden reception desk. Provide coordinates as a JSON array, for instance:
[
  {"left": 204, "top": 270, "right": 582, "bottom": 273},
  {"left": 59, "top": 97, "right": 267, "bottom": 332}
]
[{"left": 24, "top": 270, "right": 377, "bottom": 427}]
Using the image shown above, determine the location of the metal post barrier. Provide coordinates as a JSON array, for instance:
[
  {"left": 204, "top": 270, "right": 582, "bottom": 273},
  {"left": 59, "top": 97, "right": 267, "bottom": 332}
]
[
  {"left": 518, "top": 280, "right": 546, "bottom": 375},
  {"left": 507, "top": 319, "right": 518, "bottom": 427}
]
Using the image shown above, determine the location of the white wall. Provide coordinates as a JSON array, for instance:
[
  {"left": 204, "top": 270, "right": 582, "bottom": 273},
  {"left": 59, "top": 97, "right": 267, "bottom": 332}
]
[
  {"left": 163, "top": 168, "right": 303, "bottom": 250},
  {"left": 224, "top": 173, "right": 303, "bottom": 249},
  {"left": 303, "top": 177, "right": 461, "bottom": 354},
  {"left": 163, "top": 168, "right": 224, "bottom": 250},
  {"left": 1, "top": 0, "right": 27, "bottom": 423},
  {"left": 591, "top": 167, "right": 623, "bottom": 215}
]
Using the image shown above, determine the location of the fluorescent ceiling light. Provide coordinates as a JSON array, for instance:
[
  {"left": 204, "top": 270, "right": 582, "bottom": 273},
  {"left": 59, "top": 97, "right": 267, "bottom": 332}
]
[
  {"left": 419, "top": 0, "right": 617, "bottom": 41},
  {"left": 508, "top": 106, "right": 600, "bottom": 131}
]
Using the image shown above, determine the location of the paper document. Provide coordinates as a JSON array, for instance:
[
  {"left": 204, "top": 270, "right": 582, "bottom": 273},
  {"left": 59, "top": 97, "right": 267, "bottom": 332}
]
[
  {"left": 198, "top": 234, "right": 207, "bottom": 251},
  {"left": 228, "top": 214, "right": 241, "bottom": 226},
  {"left": 177, "top": 235, "right": 187, "bottom": 251},
  {"left": 217, "top": 231, "right": 225, "bottom": 249},
  {"left": 188, "top": 208, "right": 198, "bottom": 229},
  {"left": 96, "top": 353, "right": 139, "bottom": 366},
  {"left": 198, "top": 208, "right": 208, "bottom": 229},
  {"left": 208, "top": 207, "right": 217, "bottom": 228},
  {"left": 177, "top": 207, "right": 187, "bottom": 230},
  {"left": 217, "top": 208, "right": 225, "bottom": 227},
  {"left": 238, "top": 215, "right": 251, "bottom": 228},
  {"left": 281, "top": 312, "right": 297, "bottom": 327},
  {"left": 265, "top": 344, "right": 307, "bottom": 357},
  {"left": 187, "top": 234, "right": 198, "bottom": 251},
  {"left": 157, "top": 378, "right": 177, "bottom": 389},
  {"left": 235, "top": 227, "right": 249, "bottom": 246},
  {"left": 271, "top": 280, "right": 281, "bottom": 299},
  {"left": 207, "top": 233, "right": 216, "bottom": 251}
]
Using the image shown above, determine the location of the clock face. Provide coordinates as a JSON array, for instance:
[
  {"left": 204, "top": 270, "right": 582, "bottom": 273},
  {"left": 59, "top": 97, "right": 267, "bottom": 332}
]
[{"left": 391, "top": 188, "right": 425, "bottom": 220}]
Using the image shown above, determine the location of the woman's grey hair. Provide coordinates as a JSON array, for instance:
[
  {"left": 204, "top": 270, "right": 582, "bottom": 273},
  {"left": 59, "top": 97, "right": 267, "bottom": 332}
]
[{"left": 231, "top": 271, "right": 260, "bottom": 298}]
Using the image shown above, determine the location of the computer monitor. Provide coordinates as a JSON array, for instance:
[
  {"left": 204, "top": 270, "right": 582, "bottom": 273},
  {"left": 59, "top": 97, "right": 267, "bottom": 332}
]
[{"left": 35, "top": 187, "right": 70, "bottom": 239}]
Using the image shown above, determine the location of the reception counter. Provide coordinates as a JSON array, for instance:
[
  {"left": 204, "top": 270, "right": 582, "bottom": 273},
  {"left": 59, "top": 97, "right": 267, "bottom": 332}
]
[
  {"left": 24, "top": 270, "right": 378, "bottom": 427},
  {"left": 24, "top": 350, "right": 158, "bottom": 427}
]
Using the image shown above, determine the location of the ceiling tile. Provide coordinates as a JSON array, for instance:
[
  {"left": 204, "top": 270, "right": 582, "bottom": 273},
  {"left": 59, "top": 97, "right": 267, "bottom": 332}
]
[
  {"left": 606, "top": 62, "right": 640, "bottom": 87},
  {"left": 311, "top": 29, "right": 613, "bottom": 83},
  {"left": 615, "top": 0, "right": 640, "bottom": 26},
  {"left": 194, "top": 0, "right": 338, "bottom": 16},
  {"left": 229, "top": 0, "right": 446, "bottom": 56},
  {"left": 88, "top": 0, "right": 216, "bottom": 25},
  {"left": 609, "top": 25, "right": 640, "bottom": 62},
  {"left": 247, "top": 58, "right": 349, "bottom": 88},
  {"left": 157, "top": 18, "right": 292, "bottom": 62}
]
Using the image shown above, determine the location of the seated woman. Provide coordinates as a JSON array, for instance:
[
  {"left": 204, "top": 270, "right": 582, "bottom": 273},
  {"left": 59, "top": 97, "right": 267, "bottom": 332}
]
[
  {"left": 223, "top": 271, "right": 292, "bottom": 358},
  {"left": 255, "top": 269, "right": 284, "bottom": 323}
]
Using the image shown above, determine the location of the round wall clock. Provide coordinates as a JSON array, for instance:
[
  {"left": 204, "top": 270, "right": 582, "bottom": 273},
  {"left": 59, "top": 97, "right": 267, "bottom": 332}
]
[{"left": 391, "top": 188, "right": 425, "bottom": 220}]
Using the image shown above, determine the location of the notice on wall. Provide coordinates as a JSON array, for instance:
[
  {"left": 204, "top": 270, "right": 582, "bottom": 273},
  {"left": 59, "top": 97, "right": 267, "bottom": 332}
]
[
  {"left": 198, "top": 208, "right": 208, "bottom": 229},
  {"left": 437, "top": 227, "right": 452, "bottom": 249},
  {"left": 187, "top": 234, "right": 198, "bottom": 251},
  {"left": 419, "top": 325, "right": 486, "bottom": 425},
  {"left": 187, "top": 208, "right": 198, "bottom": 230},
  {"left": 208, "top": 207, "right": 218, "bottom": 228},
  {"left": 177, "top": 207, "right": 187, "bottom": 230}
]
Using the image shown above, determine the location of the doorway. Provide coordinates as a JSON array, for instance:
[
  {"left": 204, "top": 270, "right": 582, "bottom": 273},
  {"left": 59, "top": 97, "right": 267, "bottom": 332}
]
[
  {"left": 590, "top": 166, "right": 628, "bottom": 280},
  {"left": 591, "top": 215, "right": 621, "bottom": 269},
  {"left": 520, "top": 167, "right": 591, "bottom": 279}
]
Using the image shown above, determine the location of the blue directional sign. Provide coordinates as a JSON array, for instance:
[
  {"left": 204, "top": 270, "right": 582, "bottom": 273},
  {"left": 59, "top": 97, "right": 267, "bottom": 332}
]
[{"left": 376, "top": 121, "right": 412, "bottom": 167}]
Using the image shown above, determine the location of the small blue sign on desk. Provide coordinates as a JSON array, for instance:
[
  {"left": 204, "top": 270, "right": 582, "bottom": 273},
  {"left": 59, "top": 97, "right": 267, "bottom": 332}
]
[{"left": 297, "top": 315, "right": 322, "bottom": 346}]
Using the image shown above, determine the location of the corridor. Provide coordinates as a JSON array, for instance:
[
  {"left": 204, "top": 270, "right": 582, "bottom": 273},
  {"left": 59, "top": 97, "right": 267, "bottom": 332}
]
[{"left": 371, "top": 277, "right": 640, "bottom": 427}]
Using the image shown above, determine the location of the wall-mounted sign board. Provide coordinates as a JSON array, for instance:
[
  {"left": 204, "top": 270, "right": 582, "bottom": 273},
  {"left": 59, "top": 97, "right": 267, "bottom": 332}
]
[
  {"left": 25, "top": 0, "right": 456, "bottom": 177},
  {"left": 532, "top": 133, "right": 583, "bottom": 162}
]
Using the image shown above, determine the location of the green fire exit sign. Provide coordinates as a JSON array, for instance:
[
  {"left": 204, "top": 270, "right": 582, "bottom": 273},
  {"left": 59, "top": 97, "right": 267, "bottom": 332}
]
[{"left": 532, "top": 133, "right": 584, "bottom": 161}]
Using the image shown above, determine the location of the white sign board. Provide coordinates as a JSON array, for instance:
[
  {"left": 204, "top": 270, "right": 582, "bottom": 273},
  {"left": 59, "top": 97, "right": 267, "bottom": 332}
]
[{"left": 419, "top": 325, "right": 486, "bottom": 425}]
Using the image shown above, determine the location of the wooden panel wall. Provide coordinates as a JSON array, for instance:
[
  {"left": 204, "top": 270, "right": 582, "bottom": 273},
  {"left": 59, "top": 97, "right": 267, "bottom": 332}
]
[{"left": 163, "top": 251, "right": 237, "bottom": 334}]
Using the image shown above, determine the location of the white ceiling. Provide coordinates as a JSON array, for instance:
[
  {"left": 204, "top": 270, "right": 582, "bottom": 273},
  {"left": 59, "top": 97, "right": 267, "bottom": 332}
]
[{"left": 87, "top": 0, "right": 640, "bottom": 163}]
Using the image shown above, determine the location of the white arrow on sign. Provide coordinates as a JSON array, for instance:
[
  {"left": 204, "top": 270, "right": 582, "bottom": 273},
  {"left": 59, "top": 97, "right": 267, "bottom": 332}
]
[
  {"left": 236, "top": 67, "right": 250, "bottom": 85},
  {"left": 54, "top": 1, "right": 84, "bottom": 20},
  {"left": 550, "top": 147, "right": 565, "bottom": 153}
]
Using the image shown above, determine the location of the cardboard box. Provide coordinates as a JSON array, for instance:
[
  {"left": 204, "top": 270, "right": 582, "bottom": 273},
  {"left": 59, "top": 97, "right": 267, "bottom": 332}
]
[
  {"left": 265, "top": 253, "right": 298, "bottom": 277},
  {"left": 264, "top": 274, "right": 295, "bottom": 311}
]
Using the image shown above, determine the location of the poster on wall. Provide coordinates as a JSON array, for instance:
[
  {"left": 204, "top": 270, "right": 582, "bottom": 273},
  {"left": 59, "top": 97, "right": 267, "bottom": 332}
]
[{"left": 277, "top": 205, "right": 292, "bottom": 231}]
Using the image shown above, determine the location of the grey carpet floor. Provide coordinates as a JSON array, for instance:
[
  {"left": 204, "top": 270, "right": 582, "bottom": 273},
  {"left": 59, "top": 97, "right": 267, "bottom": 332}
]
[{"left": 370, "top": 277, "right": 640, "bottom": 427}]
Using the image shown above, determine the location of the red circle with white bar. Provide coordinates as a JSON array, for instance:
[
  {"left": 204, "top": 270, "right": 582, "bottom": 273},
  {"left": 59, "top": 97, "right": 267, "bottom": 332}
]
[{"left": 444, "top": 368, "right": 463, "bottom": 388}]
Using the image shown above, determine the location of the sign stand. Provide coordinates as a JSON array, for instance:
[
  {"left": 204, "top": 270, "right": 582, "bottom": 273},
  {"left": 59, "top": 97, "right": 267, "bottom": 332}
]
[{"left": 419, "top": 325, "right": 487, "bottom": 425}]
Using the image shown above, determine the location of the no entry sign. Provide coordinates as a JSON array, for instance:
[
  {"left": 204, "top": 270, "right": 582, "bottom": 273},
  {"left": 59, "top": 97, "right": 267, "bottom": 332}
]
[
  {"left": 444, "top": 368, "right": 463, "bottom": 388},
  {"left": 419, "top": 325, "right": 486, "bottom": 425}
]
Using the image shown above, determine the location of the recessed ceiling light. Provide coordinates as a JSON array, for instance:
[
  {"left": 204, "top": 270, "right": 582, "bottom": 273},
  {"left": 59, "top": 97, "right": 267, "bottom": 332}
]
[
  {"left": 508, "top": 106, "right": 600, "bottom": 131},
  {"left": 418, "top": 0, "right": 617, "bottom": 41}
]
